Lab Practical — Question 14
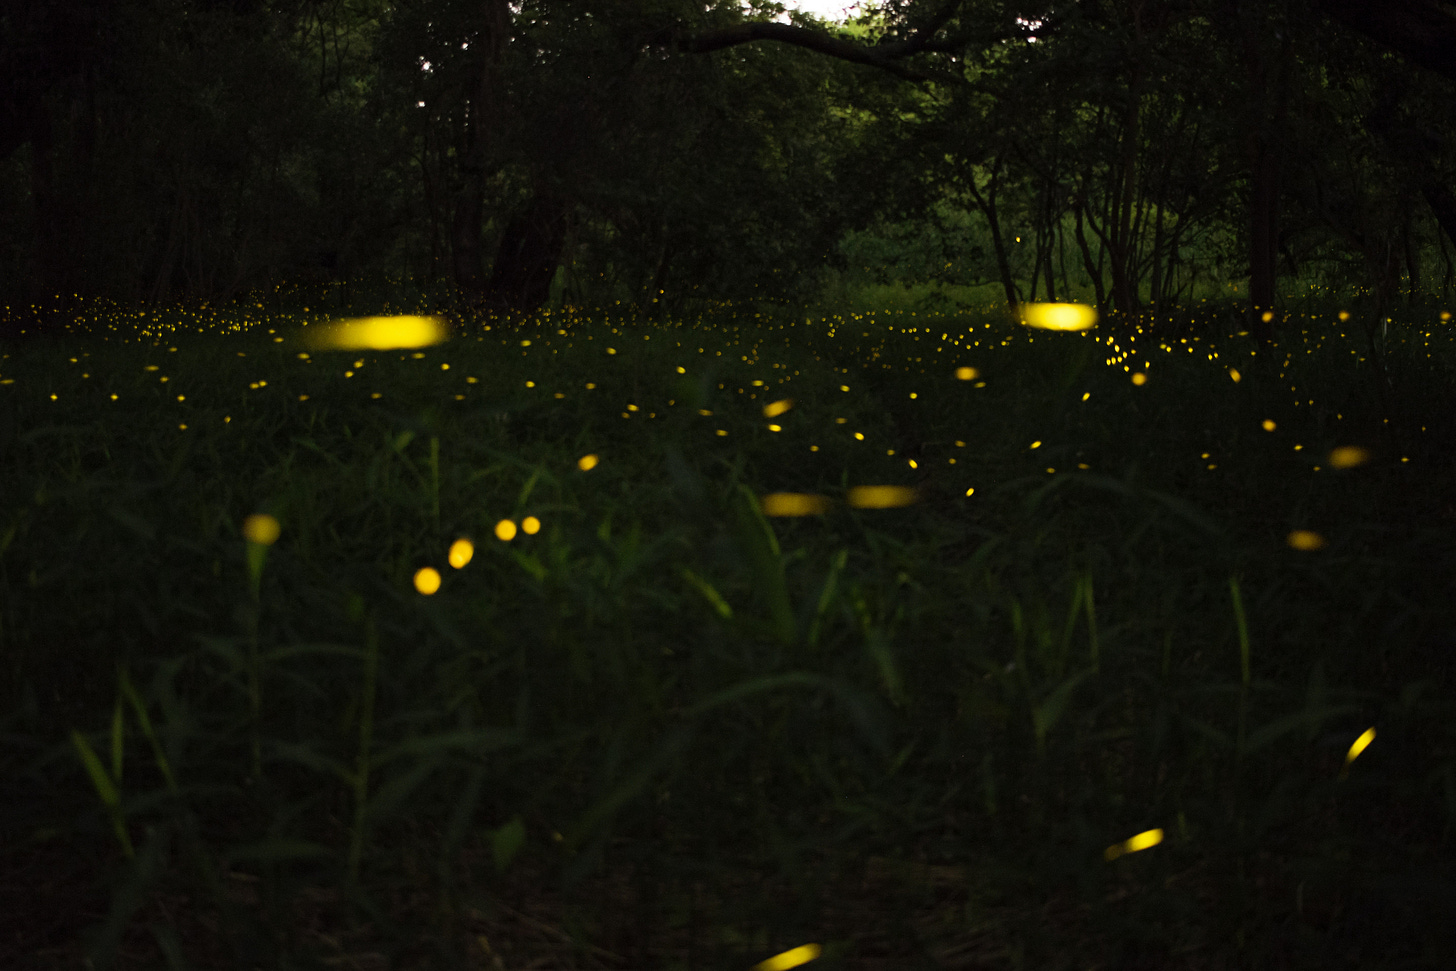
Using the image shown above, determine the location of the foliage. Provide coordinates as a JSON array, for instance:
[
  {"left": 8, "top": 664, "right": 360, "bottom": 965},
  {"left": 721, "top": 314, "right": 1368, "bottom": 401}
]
[
  {"left": 1, "top": 292, "right": 1454, "bottom": 967},
  {"left": 5, "top": 0, "right": 1456, "bottom": 339}
]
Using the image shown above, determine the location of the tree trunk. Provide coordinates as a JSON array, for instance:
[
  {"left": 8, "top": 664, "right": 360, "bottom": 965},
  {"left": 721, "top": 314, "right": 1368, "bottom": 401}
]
[
  {"left": 485, "top": 192, "right": 571, "bottom": 316},
  {"left": 1247, "top": 140, "right": 1279, "bottom": 341},
  {"left": 1073, "top": 200, "right": 1107, "bottom": 313},
  {"left": 450, "top": 168, "right": 487, "bottom": 300},
  {"left": 448, "top": 0, "right": 510, "bottom": 307},
  {"left": 964, "top": 157, "right": 1019, "bottom": 308},
  {"left": 1107, "top": 71, "right": 1142, "bottom": 317},
  {"left": 1232, "top": 4, "right": 1292, "bottom": 345},
  {"left": 1423, "top": 181, "right": 1456, "bottom": 253}
]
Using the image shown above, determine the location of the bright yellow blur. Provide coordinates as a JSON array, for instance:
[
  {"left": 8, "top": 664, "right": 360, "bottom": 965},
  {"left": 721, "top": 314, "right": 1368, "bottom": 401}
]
[
  {"left": 1018, "top": 303, "right": 1097, "bottom": 332},
  {"left": 761, "top": 492, "right": 830, "bottom": 516},
  {"left": 1346, "top": 727, "right": 1375, "bottom": 764},
  {"left": 1287, "top": 530, "right": 1326, "bottom": 550},
  {"left": 304, "top": 315, "right": 449, "bottom": 351},
  {"left": 1329, "top": 446, "right": 1370, "bottom": 469},
  {"left": 763, "top": 398, "right": 794, "bottom": 418},
  {"left": 414, "top": 567, "right": 441, "bottom": 594},
  {"left": 242, "top": 514, "right": 280, "bottom": 546},
  {"left": 448, "top": 538, "right": 474, "bottom": 568},
  {"left": 1104, "top": 828, "right": 1164, "bottom": 861},
  {"left": 752, "top": 943, "right": 822, "bottom": 971},
  {"left": 848, "top": 485, "right": 918, "bottom": 508}
]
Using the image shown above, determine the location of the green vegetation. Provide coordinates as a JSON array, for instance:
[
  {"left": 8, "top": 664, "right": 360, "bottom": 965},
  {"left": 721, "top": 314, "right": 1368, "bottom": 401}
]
[{"left": 4, "top": 287, "right": 1455, "bottom": 969}]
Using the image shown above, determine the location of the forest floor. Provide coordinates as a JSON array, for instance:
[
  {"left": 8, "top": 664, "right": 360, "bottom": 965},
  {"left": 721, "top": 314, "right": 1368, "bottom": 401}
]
[{"left": 3, "top": 292, "right": 1455, "bottom": 970}]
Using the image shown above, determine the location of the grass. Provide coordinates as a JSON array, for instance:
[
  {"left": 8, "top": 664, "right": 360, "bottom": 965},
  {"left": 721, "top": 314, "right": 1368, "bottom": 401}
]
[{"left": 2, "top": 283, "right": 1455, "bottom": 970}]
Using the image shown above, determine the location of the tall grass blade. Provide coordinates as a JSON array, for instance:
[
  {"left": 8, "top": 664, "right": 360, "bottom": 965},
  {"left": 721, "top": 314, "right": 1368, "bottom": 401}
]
[
  {"left": 804, "top": 548, "right": 848, "bottom": 649},
  {"left": 732, "top": 483, "right": 796, "bottom": 645},
  {"left": 69, "top": 728, "right": 135, "bottom": 860}
]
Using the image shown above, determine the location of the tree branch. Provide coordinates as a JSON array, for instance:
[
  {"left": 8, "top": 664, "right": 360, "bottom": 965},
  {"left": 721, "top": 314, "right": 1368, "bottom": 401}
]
[
  {"left": 1318, "top": 0, "right": 1456, "bottom": 83},
  {"left": 664, "top": 1, "right": 977, "bottom": 87}
]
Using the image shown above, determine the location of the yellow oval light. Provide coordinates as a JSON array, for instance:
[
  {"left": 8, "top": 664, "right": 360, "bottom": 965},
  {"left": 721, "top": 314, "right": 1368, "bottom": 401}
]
[
  {"left": 1329, "top": 446, "right": 1370, "bottom": 469},
  {"left": 1019, "top": 303, "right": 1097, "bottom": 332},
  {"left": 242, "top": 514, "right": 280, "bottom": 546},
  {"left": 448, "top": 539, "right": 474, "bottom": 569},
  {"left": 414, "top": 567, "right": 442, "bottom": 595},
  {"left": 760, "top": 493, "right": 830, "bottom": 516},
  {"left": 847, "top": 485, "right": 918, "bottom": 508},
  {"left": 305, "top": 315, "right": 449, "bottom": 351},
  {"left": 1287, "top": 530, "right": 1326, "bottom": 550},
  {"left": 763, "top": 398, "right": 794, "bottom": 418}
]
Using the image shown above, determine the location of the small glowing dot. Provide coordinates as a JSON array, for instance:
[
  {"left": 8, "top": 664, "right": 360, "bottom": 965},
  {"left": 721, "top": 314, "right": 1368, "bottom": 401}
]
[
  {"left": 1262, "top": 419, "right": 1276, "bottom": 431},
  {"left": 676, "top": 366, "right": 686, "bottom": 373},
  {"left": 1287, "top": 530, "right": 1326, "bottom": 550},
  {"left": 578, "top": 454, "right": 599, "bottom": 471},
  {"left": 242, "top": 514, "right": 280, "bottom": 546},
  {"left": 607, "top": 347, "right": 616, "bottom": 354},
  {"left": 854, "top": 432, "right": 864, "bottom": 440},
  {"left": 1131, "top": 372, "right": 1147, "bottom": 385},
  {"left": 763, "top": 398, "right": 793, "bottom": 417},
  {"left": 1329, "top": 446, "right": 1370, "bottom": 468},
  {"left": 448, "top": 539, "right": 474, "bottom": 568},
  {"left": 1030, "top": 441, "right": 1041, "bottom": 449},
  {"left": 965, "top": 487, "right": 975, "bottom": 496},
  {"left": 1081, "top": 392, "right": 1090, "bottom": 401},
  {"left": 522, "top": 516, "right": 541, "bottom": 534},
  {"left": 840, "top": 385, "right": 850, "bottom": 392},
  {"left": 414, "top": 567, "right": 441, "bottom": 594},
  {"left": 495, "top": 519, "right": 517, "bottom": 541},
  {"left": 1229, "top": 369, "right": 1241, "bottom": 383}
]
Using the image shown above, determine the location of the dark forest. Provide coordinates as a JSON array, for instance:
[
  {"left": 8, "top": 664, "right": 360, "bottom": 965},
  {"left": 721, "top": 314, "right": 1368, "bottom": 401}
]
[{"left": 3, "top": 2, "right": 1456, "bottom": 969}]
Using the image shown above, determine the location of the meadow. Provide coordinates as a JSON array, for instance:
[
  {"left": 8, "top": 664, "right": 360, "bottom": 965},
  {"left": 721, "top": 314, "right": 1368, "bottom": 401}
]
[{"left": 2, "top": 282, "right": 1455, "bottom": 970}]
